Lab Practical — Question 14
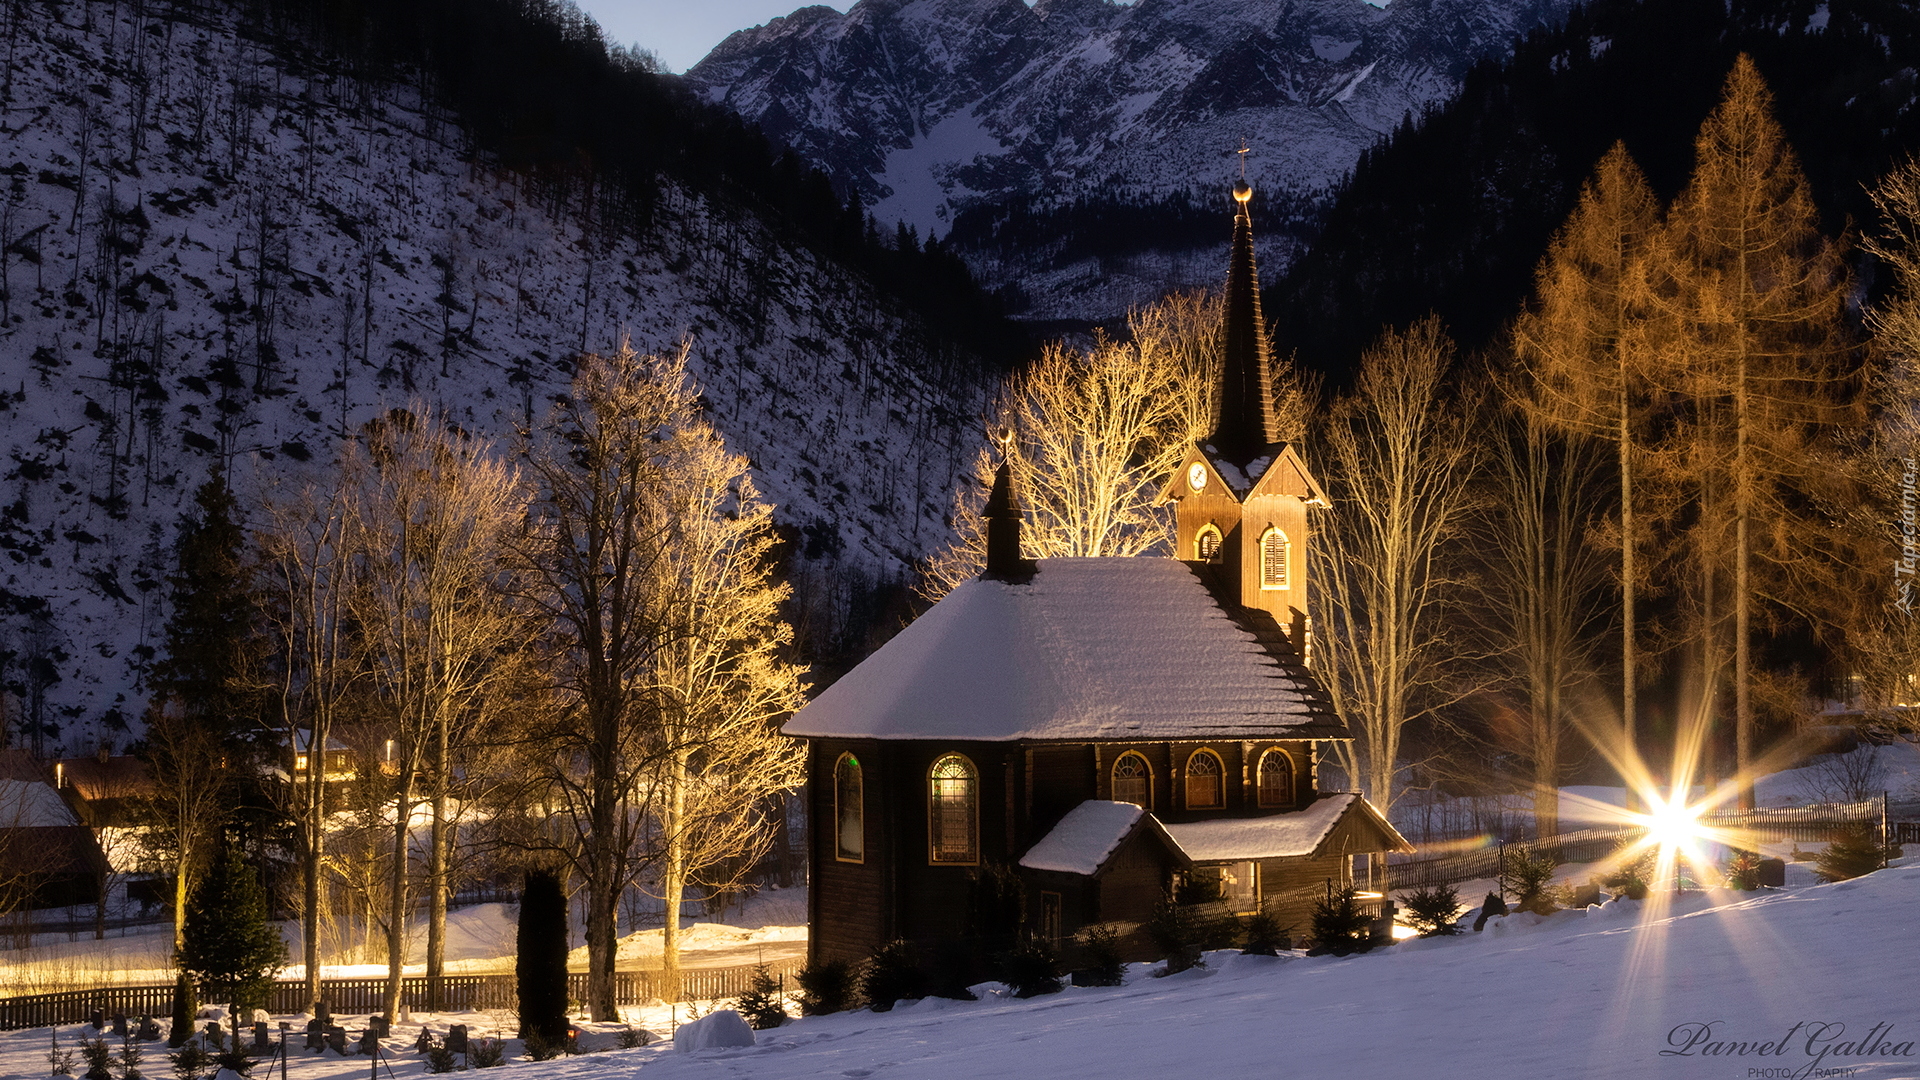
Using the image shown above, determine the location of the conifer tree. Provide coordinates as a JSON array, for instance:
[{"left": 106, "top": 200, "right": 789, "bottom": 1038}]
[
  {"left": 179, "top": 844, "right": 288, "bottom": 1016},
  {"left": 1511, "top": 143, "right": 1661, "bottom": 782},
  {"left": 152, "top": 471, "right": 263, "bottom": 751},
  {"left": 515, "top": 869, "right": 568, "bottom": 1044},
  {"left": 1642, "top": 55, "right": 1861, "bottom": 807}
]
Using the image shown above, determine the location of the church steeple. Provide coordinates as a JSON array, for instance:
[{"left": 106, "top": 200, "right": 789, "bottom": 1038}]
[
  {"left": 982, "top": 435, "right": 1036, "bottom": 582},
  {"left": 1210, "top": 178, "right": 1280, "bottom": 466}
]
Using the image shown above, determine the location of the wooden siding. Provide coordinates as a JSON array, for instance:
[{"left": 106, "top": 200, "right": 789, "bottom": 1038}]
[{"left": 809, "top": 740, "right": 887, "bottom": 965}]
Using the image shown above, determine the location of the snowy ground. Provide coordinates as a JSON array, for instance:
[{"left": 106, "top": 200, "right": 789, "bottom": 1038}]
[
  {"left": 0, "top": 888, "right": 808, "bottom": 995},
  {"left": 5, "top": 863, "right": 1917, "bottom": 1079}
]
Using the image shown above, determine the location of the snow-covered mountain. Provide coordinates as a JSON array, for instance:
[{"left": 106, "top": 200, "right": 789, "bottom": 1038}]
[
  {"left": 686, "top": 0, "right": 1577, "bottom": 320},
  {"left": 0, "top": 2, "right": 992, "bottom": 752}
]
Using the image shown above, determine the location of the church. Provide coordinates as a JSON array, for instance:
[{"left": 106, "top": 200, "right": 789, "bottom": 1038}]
[{"left": 784, "top": 178, "right": 1411, "bottom": 966}]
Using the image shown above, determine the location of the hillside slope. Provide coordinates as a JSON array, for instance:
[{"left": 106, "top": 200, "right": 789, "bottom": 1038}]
[{"left": 0, "top": 1, "right": 991, "bottom": 752}]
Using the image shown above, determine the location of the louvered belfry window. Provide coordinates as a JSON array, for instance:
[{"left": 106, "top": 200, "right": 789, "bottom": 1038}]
[
  {"left": 929, "top": 754, "right": 979, "bottom": 863},
  {"left": 1196, "top": 525, "right": 1223, "bottom": 561},
  {"left": 1260, "top": 528, "right": 1289, "bottom": 590},
  {"left": 1111, "top": 752, "right": 1151, "bottom": 807},
  {"left": 1185, "top": 749, "right": 1224, "bottom": 809}
]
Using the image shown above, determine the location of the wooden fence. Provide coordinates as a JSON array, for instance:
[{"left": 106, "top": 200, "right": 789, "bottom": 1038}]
[
  {"left": 1384, "top": 798, "right": 1901, "bottom": 893},
  {"left": 0, "top": 961, "right": 803, "bottom": 1032}
]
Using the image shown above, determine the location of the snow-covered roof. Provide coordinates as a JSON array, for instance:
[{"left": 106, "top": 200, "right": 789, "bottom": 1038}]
[
  {"left": 0, "top": 778, "right": 81, "bottom": 828},
  {"left": 1160, "top": 794, "right": 1413, "bottom": 861},
  {"left": 784, "top": 558, "right": 1341, "bottom": 741},
  {"left": 1019, "top": 801, "right": 1149, "bottom": 875}
]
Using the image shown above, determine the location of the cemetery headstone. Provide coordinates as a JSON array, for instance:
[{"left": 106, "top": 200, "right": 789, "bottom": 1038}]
[
  {"left": 1569, "top": 883, "right": 1602, "bottom": 908},
  {"left": 136, "top": 1017, "right": 161, "bottom": 1041},
  {"left": 1472, "top": 891, "right": 1507, "bottom": 932},
  {"left": 1758, "top": 858, "right": 1786, "bottom": 888},
  {"left": 359, "top": 1028, "right": 379, "bottom": 1056},
  {"left": 89, "top": 1010, "right": 104, "bottom": 1031},
  {"left": 315, "top": 1002, "right": 331, "bottom": 1026},
  {"left": 205, "top": 1022, "right": 226, "bottom": 1049},
  {"left": 370, "top": 1015, "right": 390, "bottom": 1039},
  {"left": 253, "top": 1021, "right": 271, "bottom": 1051},
  {"left": 325, "top": 1026, "right": 347, "bottom": 1056},
  {"left": 415, "top": 1028, "right": 435, "bottom": 1053},
  {"left": 446, "top": 1025, "right": 467, "bottom": 1055},
  {"left": 304, "top": 1019, "right": 324, "bottom": 1051},
  {"left": 111, "top": 1013, "right": 128, "bottom": 1038}
]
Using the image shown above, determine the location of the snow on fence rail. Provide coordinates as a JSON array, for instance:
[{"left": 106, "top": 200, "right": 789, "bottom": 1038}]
[
  {"left": 0, "top": 962, "right": 803, "bottom": 1031},
  {"left": 1383, "top": 798, "right": 1898, "bottom": 893}
]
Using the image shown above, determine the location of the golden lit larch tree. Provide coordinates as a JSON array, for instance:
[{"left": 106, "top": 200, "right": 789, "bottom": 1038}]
[
  {"left": 1511, "top": 142, "right": 1661, "bottom": 781},
  {"left": 1642, "top": 55, "right": 1861, "bottom": 808}
]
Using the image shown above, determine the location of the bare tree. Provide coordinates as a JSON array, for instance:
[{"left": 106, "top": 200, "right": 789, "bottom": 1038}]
[
  {"left": 344, "top": 409, "right": 530, "bottom": 1021},
  {"left": 1312, "top": 317, "right": 1481, "bottom": 826}
]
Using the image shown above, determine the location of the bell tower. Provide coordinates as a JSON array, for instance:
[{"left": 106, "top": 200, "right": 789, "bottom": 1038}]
[{"left": 1163, "top": 177, "right": 1328, "bottom": 651}]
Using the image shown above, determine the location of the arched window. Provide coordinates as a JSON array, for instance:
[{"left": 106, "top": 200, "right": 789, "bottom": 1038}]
[
  {"left": 1195, "top": 524, "right": 1223, "bottom": 561},
  {"left": 834, "top": 753, "right": 864, "bottom": 862},
  {"left": 928, "top": 754, "right": 979, "bottom": 864},
  {"left": 1111, "top": 752, "right": 1152, "bottom": 807},
  {"left": 1260, "top": 528, "right": 1290, "bottom": 590},
  {"left": 1256, "top": 748, "right": 1295, "bottom": 808},
  {"left": 1184, "top": 749, "right": 1224, "bottom": 809}
]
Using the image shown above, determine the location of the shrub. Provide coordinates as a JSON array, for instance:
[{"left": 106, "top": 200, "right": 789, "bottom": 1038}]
[
  {"left": 82, "top": 1038, "right": 113, "bottom": 1080},
  {"left": 118, "top": 1034, "right": 144, "bottom": 1080},
  {"left": 468, "top": 1039, "right": 504, "bottom": 1068},
  {"left": 996, "top": 939, "right": 1062, "bottom": 998},
  {"left": 1724, "top": 850, "right": 1763, "bottom": 890},
  {"left": 924, "top": 937, "right": 979, "bottom": 1001},
  {"left": 1145, "top": 898, "right": 1204, "bottom": 972},
  {"left": 1397, "top": 884, "right": 1463, "bottom": 936},
  {"left": 47, "top": 1027, "right": 74, "bottom": 1077},
  {"left": 167, "top": 973, "right": 195, "bottom": 1049},
  {"left": 1309, "top": 887, "right": 1371, "bottom": 955},
  {"left": 734, "top": 963, "right": 788, "bottom": 1030},
  {"left": 522, "top": 1033, "right": 563, "bottom": 1062},
  {"left": 1502, "top": 850, "right": 1563, "bottom": 914},
  {"left": 210, "top": 1048, "right": 253, "bottom": 1078},
  {"left": 1602, "top": 849, "right": 1656, "bottom": 900},
  {"left": 1240, "top": 909, "right": 1289, "bottom": 955},
  {"left": 795, "top": 959, "right": 858, "bottom": 1016},
  {"left": 860, "top": 940, "right": 928, "bottom": 1012},
  {"left": 1074, "top": 923, "right": 1126, "bottom": 985},
  {"left": 1816, "top": 825, "right": 1886, "bottom": 882},
  {"left": 167, "top": 1041, "right": 211, "bottom": 1080},
  {"left": 516, "top": 869, "right": 570, "bottom": 1044},
  {"left": 616, "top": 1028, "right": 649, "bottom": 1049}
]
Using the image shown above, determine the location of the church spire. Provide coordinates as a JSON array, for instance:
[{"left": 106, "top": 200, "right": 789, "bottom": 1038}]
[
  {"left": 982, "top": 431, "right": 1036, "bottom": 582},
  {"left": 1210, "top": 177, "right": 1280, "bottom": 466}
]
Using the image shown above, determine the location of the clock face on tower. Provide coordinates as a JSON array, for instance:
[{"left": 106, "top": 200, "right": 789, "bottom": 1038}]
[{"left": 1187, "top": 462, "right": 1208, "bottom": 492}]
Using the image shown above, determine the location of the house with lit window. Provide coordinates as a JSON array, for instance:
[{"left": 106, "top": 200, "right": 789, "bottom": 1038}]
[{"left": 784, "top": 180, "right": 1411, "bottom": 966}]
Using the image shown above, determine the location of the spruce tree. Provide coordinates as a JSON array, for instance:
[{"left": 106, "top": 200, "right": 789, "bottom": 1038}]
[
  {"left": 178, "top": 844, "right": 288, "bottom": 1015},
  {"left": 152, "top": 470, "right": 263, "bottom": 752},
  {"left": 515, "top": 870, "right": 569, "bottom": 1044}
]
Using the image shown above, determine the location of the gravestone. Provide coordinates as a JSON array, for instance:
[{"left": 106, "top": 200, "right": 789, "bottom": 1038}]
[
  {"left": 359, "top": 1028, "right": 379, "bottom": 1056},
  {"left": 305, "top": 1019, "right": 325, "bottom": 1051},
  {"left": 111, "top": 1013, "right": 128, "bottom": 1038},
  {"left": 253, "top": 1022, "right": 271, "bottom": 1051},
  {"left": 89, "top": 1010, "right": 104, "bottom": 1031},
  {"left": 1757, "top": 858, "right": 1786, "bottom": 888},
  {"left": 1472, "top": 891, "right": 1507, "bottom": 932},
  {"left": 204, "top": 1022, "right": 226, "bottom": 1049},
  {"left": 135, "top": 1017, "right": 161, "bottom": 1041},
  {"left": 1568, "top": 883, "right": 1602, "bottom": 908},
  {"left": 315, "top": 1002, "right": 331, "bottom": 1026},
  {"left": 369, "top": 1015, "right": 390, "bottom": 1039},
  {"left": 446, "top": 1025, "right": 467, "bottom": 1055},
  {"left": 325, "top": 1026, "right": 348, "bottom": 1056},
  {"left": 415, "top": 1028, "right": 435, "bottom": 1053}
]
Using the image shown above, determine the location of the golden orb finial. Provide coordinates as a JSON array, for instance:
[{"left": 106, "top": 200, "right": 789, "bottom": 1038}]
[{"left": 1232, "top": 179, "right": 1253, "bottom": 203}]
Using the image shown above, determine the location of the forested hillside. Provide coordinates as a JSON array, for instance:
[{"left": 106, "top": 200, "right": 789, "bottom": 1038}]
[
  {"left": 0, "top": 0, "right": 1007, "bottom": 754},
  {"left": 1269, "top": 0, "right": 1920, "bottom": 376}
]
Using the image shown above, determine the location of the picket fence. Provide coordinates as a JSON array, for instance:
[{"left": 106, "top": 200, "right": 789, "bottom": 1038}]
[{"left": 0, "top": 962, "right": 802, "bottom": 1032}]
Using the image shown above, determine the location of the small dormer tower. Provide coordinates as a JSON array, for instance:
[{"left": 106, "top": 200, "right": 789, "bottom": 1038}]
[{"left": 1163, "top": 179, "right": 1328, "bottom": 648}]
